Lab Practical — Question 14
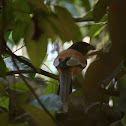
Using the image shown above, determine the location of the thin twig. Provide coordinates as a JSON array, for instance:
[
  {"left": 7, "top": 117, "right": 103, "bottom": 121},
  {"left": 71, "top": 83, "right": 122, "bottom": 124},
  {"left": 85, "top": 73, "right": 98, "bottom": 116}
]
[
  {"left": 6, "top": 46, "right": 60, "bottom": 126},
  {"left": 43, "top": 63, "right": 53, "bottom": 73},
  {"left": 74, "top": 17, "right": 94, "bottom": 22},
  {"left": 86, "top": 50, "right": 101, "bottom": 58},
  {"left": 6, "top": 51, "right": 36, "bottom": 71},
  {"left": 6, "top": 49, "right": 59, "bottom": 80},
  {"left": 13, "top": 45, "right": 26, "bottom": 53},
  {"left": 6, "top": 70, "right": 59, "bottom": 80},
  {"left": 6, "top": 50, "right": 100, "bottom": 80}
]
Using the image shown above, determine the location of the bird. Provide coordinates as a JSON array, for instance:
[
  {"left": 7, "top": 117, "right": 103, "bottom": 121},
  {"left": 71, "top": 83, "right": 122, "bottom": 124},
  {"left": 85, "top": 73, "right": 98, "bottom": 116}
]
[{"left": 53, "top": 41, "right": 95, "bottom": 112}]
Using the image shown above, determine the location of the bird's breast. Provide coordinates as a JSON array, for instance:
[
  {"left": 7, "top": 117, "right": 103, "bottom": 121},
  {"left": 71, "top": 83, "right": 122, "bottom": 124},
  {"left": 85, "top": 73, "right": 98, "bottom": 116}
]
[{"left": 53, "top": 49, "right": 87, "bottom": 75}]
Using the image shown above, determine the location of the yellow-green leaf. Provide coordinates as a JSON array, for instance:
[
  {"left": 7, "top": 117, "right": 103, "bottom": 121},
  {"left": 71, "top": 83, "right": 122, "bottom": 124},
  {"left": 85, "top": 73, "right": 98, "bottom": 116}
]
[
  {"left": 13, "top": 0, "right": 30, "bottom": 22},
  {"left": 0, "top": 82, "right": 7, "bottom": 96},
  {"left": 9, "top": 82, "right": 30, "bottom": 93},
  {"left": 0, "top": 57, "right": 6, "bottom": 77},
  {"left": 54, "top": 6, "right": 79, "bottom": 41},
  {"left": 24, "top": 22, "right": 48, "bottom": 68},
  {"left": 12, "top": 22, "right": 27, "bottom": 44},
  {"left": 38, "top": 18, "right": 56, "bottom": 41},
  {"left": 26, "top": 0, "right": 49, "bottom": 12},
  {"left": 93, "top": 0, "right": 108, "bottom": 22},
  {"left": 23, "top": 104, "right": 56, "bottom": 126},
  {"left": 44, "top": 82, "right": 58, "bottom": 95},
  {"left": 0, "top": 96, "right": 9, "bottom": 111}
]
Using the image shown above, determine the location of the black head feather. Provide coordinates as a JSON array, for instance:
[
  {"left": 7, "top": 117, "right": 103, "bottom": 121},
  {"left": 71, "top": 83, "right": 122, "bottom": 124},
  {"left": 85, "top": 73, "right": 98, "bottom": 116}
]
[{"left": 68, "top": 41, "right": 95, "bottom": 55}]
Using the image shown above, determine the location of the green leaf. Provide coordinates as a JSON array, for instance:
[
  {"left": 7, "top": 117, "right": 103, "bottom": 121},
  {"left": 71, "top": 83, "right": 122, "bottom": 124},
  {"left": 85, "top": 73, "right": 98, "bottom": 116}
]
[
  {"left": 24, "top": 22, "right": 48, "bottom": 68},
  {"left": 81, "top": 0, "right": 91, "bottom": 12},
  {"left": 12, "top": 0, "right": 30, "bottom": 22},
  {"left": 23, "top": 104, "right": 56, "bottom": 126},
  {"left": 30, "top": 94, "right": 62, "bottom": 111},
  {"left": 4, "top": 2, "right": 14, "bottom": 32},
  {"left": 89, "top": 23, "right": 106, "bottom": 39},
  {"left": 25, "top": 37, "right": 48, "bottom": 68},
  {"left": 83, "top": 10, "right": 93, "bottom": 20},
  {"left": 4, "top": 31, "right": 11, "bottom": 42},
  {"left": 8, "top": 122, "right": 29, "bottom": 126},
  {"left": 0, "top": 57, "right": 6, "bottom": 77},
  {"left": 6, "top": 32, "right": 15, "bottom": 49},
  {"left": 9, "top": 82, "right": 30, "bottom": 93},
  {"left": 59, "top": 1, "right": 80, "bottom": 16},
  {"left": 0, "top": 112, "right": 9, "bottom": 126},
  {"left": 0, "top": 82, "right": 8, "bottom": 96},
  {"left": 26, "top": 0, "right": 49, "bottom": 12},
  {"left": 38, "top": 18, "right": 56, "bottom": 41},
  {"left": 44, "top": 83, "right": 58, "bottom": 95},
  {"left": 12, "top": 22, "right": 27, "bottom": 44},
  {"left": 15, "top": 93, "right": 30, "bottom": 109},
  {"left": 0, "top": 96, "right": 9, "bottom": 111},
  {"left": 93, "top": 0, "right": 109, "bottom": 21},
  {"left": 54, "top": 6, "right": 80, "bottom": 41},
  {"left": 99, "top": 15, "right": 108, "bottom": 23},
  {"left": 47, "top": 16, "right": 64, "bottom": 39},
  {"left": 4, "top": 56, "right": 35, "bottom": 78},
  {"left": 74, "top": 10, "right": 93, "bottom": 22}
]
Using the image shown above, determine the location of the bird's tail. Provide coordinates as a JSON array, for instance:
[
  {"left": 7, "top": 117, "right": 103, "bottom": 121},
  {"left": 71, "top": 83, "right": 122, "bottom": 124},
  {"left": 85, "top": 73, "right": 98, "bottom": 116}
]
[{"left": 59, "top": 73, "right": 72, "bottom": 112}]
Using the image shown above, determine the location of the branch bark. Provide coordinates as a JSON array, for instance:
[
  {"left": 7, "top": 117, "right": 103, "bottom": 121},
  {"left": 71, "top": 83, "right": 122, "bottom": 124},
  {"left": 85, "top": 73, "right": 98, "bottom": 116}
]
[
  {"left": 6, "top": 46, "right": 59, "bottom": 80},
  {"left": 6, "top": 70, "right": 59, "bottom": 80},
  {"left": 0, "top": 0, "right": 6, "bottom": 55},
  {"left": 6, "top": 46, "right": 60, "bottom": 126}
]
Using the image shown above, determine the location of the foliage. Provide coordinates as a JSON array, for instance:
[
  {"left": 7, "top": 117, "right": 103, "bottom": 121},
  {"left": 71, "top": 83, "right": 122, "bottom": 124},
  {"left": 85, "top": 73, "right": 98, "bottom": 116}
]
[{"left": 0, "top": 0, "right": 126, "bottom": 126}]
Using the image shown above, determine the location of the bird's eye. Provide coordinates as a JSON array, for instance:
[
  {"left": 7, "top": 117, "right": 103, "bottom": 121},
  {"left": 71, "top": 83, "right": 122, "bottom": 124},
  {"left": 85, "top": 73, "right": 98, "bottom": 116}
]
[
  {"left": 53, "top": 58, "right": 63, "bottom": 67},
  {"left": 65, "top": 57, "right": 71, "bottom": 61}
]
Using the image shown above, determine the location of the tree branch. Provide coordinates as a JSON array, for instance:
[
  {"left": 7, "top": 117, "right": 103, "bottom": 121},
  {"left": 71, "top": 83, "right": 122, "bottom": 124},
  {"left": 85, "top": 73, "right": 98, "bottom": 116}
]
[
  {"left": 0, "top": 0, "right": 6, "bottom": 55},
  {"left": 6, "top": 46, "right": 59, "bottom": 80},
  {"left": 13, "top": 45, "right": 26, "bottom": 53},
  {"left": 6, "top": 46, "right": 60, "bottom": 126},
  {"left": 74, "top": 17, "right": 94, "bottom": 22},
  {"left": 6, "top": 70, "right": 59, "bottom": 80}
]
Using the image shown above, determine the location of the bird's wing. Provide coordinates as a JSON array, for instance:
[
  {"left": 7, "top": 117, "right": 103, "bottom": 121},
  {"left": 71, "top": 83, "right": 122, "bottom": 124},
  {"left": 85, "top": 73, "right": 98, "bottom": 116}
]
[
  {"left": 66, "top": 57, "right": 86, "bottom": 68},
  {"left": 54, "top": 56, "right": 86, "bottom": 68}
]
